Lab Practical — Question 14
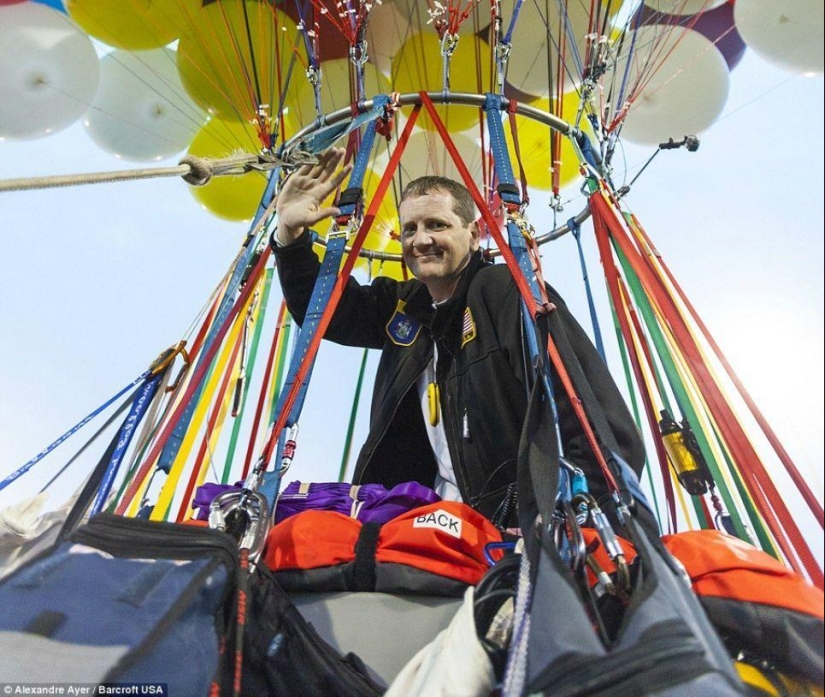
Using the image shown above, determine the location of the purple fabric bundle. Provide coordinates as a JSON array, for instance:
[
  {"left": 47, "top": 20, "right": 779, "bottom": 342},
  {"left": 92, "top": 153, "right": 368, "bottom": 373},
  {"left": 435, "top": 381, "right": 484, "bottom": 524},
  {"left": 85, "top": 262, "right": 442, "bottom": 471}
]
[
  {"left": 273, "top": 480, "right": 441, "bottom": 524},
  {"left": 192, "top": 480, "right": 441, "bottom": 525},
  {"left": 191, "top": 481, "right": 242, "bottom": 521}
]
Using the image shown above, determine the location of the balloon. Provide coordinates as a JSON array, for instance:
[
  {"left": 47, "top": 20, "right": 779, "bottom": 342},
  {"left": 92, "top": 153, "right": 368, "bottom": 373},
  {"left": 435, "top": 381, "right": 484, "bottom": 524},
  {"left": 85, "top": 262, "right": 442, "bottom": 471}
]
[
  {"left": 734, "top": 0, "right": 823, "bottom": 76},
  {"left": 495, "top": 0, "right": 620, "bottom": 98},
  {"left": 611, "top": 25, "right": 730, "bottom": 146},
  {"left": 392, "top": 32, "right": 492, "bottom": 133},
  {"left": 66, "top": 0, "right": 185, "bottom": 50},
  {"left": 0, "top": 1, "right": 27, "bottom": 5},
  {"left": 365, "top": 1, "right": 411, "bottom": 75},
  {"left": 0, "top": 3, "right": 99, "bottom": 140},
  {"left": 504, "top": 93, "right": 590, "bottom": 192},
  {"left": 642, "top": 0, "right": 725, "bottom": 15},
  {"left": 637, "top": 1, "right": 747, "bottom": 71},
  {"left": 187, "top": 117, "right": 270, "bottom": 222},
  {"left": 84, "top": 48, "right": 208, "bottom": 162},
  {"left": 177, "top": 1, "right": 300, "bottom": 128},
  {"left": 286, "top": 58, "right": 392, "bottom": 126},
  {"left": 396, "top": 130, "right": 485, "bottom": 186}
]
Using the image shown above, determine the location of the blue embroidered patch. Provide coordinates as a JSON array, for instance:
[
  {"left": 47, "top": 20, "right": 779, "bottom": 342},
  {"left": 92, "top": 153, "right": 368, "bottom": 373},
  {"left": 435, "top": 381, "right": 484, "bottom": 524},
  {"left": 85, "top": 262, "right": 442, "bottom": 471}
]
[{"left": 386, "top": 301, "right": 422, "bottom": 346}]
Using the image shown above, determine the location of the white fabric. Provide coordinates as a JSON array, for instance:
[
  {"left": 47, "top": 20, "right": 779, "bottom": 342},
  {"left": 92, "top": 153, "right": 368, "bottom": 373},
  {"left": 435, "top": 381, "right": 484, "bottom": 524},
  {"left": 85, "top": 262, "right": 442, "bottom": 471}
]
[
  {"left": 385, "top": 586, "right": 495, "bottom": 697},
  {"left": 0, "top": 492, "right": 55, "bottom": 547},
  {"left": 417, "top": 360, "right": 461, "bottom": 502}
]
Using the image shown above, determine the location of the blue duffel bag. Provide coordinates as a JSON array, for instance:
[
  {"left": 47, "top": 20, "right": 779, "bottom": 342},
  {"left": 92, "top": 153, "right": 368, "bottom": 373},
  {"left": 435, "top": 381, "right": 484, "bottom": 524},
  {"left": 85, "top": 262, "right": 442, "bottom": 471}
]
[{"left": 0, "top": 512, "right": 237, "bottom": 695}]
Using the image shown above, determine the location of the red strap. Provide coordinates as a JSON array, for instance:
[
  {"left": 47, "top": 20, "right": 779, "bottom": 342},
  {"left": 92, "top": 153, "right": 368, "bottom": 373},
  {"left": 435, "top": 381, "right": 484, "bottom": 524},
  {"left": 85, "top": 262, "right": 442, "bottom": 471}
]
[
  {"left": 628, "top": 212, "right": 823, "bottom": 530},
  {"left": 115, "top": 244, "right": 272, "bottom": 516},
  {"left": 260, "top": 105, "right": 423, "bottom": 465},
  {"left": 418, "top": 92, "right": 621, "bottom": 496},
  {"left": 591, "top": 191, "right": 823, "bottom": 588},
  {"left": 592, "top": 211, "right": 678, "bottom": 529}
]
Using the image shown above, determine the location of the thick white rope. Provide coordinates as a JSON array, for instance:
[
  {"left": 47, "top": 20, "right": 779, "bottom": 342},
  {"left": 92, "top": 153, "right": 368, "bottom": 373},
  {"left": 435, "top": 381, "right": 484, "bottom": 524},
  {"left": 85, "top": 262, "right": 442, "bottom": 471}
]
[{"left": 0, "top": 153, "right": 284, "bottom": 193}]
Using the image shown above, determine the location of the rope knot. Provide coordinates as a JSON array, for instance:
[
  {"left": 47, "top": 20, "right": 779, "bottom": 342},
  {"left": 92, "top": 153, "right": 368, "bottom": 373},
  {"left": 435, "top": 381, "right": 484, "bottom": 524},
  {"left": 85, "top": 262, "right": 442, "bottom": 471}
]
[{"left": 179, "top": 155, "right": 213, "bottom": 187}]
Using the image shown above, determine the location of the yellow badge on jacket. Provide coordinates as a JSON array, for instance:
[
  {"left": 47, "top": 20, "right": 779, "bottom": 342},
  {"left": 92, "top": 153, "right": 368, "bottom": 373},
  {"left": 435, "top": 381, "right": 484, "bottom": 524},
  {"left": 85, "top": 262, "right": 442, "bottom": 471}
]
[
  {"left": 386, "top": 300, "right": 422, "bottom": 346},
  {"left": 461, "top": 307, "right": 477, "bottom": 347}
]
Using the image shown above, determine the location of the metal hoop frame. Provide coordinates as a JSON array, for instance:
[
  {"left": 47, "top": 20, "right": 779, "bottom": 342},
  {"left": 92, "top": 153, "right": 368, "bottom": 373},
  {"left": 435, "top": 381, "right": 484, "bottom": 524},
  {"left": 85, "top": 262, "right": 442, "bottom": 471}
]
[{"left": 279, "top": 91, "right": 593, "bottom": 263}]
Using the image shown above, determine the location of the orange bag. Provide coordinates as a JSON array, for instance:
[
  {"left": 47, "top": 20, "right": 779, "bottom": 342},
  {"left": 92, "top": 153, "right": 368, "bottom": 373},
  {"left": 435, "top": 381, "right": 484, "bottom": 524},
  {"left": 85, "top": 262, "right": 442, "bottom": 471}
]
[
  {"left": 663, "top": 530, "right": 824, "bottom": 684},
  {"left": 263, "top": 501, "right": 503, "bottom": 596}
]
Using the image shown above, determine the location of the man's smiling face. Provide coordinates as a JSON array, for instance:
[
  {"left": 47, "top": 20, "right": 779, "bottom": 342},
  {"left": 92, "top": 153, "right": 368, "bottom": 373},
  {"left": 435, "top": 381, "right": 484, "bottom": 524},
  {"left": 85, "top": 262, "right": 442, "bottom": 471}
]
[{"left": 398, "top": 190, "right": 479, "bottom": 303}]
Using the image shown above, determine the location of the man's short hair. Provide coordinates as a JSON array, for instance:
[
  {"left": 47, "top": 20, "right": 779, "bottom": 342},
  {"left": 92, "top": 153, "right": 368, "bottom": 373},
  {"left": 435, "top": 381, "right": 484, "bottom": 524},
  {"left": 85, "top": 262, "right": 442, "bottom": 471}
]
[{"left": 400, "top": 176, "right": 476, "bottom": 225}]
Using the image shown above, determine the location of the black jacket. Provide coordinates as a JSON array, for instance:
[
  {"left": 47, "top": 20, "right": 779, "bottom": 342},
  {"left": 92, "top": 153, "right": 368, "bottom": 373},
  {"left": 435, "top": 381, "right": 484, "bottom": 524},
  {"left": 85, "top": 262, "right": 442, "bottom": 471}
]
[{"left": 274, "top": 233, "right": 645, "bottom": 521}]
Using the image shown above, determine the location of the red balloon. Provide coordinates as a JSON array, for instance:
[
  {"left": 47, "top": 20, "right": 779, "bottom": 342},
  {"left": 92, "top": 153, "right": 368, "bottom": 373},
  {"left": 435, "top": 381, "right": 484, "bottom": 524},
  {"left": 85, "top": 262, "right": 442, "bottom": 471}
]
[{"left": 0, "top": 0, "right": 28, "bottom": 4}]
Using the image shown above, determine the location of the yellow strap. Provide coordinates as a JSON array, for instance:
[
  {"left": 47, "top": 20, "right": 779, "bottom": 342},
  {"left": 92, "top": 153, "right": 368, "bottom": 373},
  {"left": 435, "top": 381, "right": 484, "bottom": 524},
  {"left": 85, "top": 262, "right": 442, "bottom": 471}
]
[{"left": 150, "top": 290, "right": 253, "bottom": 522}]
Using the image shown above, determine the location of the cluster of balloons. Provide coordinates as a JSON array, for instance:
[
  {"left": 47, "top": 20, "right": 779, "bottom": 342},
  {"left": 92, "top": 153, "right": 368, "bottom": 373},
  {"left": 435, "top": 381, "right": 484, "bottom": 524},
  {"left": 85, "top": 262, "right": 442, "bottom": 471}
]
[{"left": 1, "top": 0, "right": 822, "bottom": 224}]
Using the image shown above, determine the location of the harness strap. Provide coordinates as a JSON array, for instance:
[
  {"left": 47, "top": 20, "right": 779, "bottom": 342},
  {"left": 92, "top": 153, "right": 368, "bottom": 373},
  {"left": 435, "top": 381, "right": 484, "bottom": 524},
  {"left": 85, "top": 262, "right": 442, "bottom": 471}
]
[
  {"left": 256, "top": 105, "right": 423, "bottom": 504},
  {"left": 421, "top": 92, "right": 621, "bottom": 497}
]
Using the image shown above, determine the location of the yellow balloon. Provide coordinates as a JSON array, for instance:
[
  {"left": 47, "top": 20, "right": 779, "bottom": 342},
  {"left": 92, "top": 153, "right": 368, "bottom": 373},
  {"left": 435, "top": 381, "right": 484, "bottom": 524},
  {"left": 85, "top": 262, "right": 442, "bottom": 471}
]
[
  {"left": 391, "top": 32, "right": 492, "bottom": 133},
  {"left": 187, "top": 117, "right": 270, "bottom": 222},
  {"left": 504, "top": 92, "right": 591, "bottom": 192},
  {"left": 177, "top": 1, "right": 300, "bottom": 125},
  {"left": 66, "top": 0, "right": 185, "bottom": 50},
  {"left": 287, "top": 58, "right": 392, "bottom": 126}
]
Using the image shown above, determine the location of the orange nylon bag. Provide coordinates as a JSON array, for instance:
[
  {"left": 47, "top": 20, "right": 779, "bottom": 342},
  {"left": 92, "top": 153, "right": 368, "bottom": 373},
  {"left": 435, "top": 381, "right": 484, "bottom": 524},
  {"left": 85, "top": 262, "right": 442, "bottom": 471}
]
[
  {"left": 663, "top": 530, "right": 824, "bottom": 685},
  {"left": 263, "top": 501, "right": 503, "bottom": 596}
]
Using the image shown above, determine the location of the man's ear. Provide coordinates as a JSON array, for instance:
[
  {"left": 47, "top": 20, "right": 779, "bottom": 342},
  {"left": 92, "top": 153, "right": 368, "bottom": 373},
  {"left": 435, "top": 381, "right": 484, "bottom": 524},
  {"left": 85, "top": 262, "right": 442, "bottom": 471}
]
[{"left": 469, "top": 220, "right": 481, "bottom": 251}]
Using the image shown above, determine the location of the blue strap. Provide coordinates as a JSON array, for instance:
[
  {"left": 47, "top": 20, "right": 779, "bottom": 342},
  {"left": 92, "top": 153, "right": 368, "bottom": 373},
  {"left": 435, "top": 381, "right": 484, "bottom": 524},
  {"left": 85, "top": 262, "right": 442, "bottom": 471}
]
[
  {"left": 157, "top": 233, "right": 264, "bottom": 473},
  {"left": 570, "top": 217, "right": 606, "bottom": 362},
  {"left": 0, "top": 371, "right": 151, "bottom": 493},
  {"left": 484, "top": 93, "right": 521, "bottom": 207},
  {"left": 502, "top": 0, "right": 525, "bottom": 45},
  {"left": 273, "top": 233, "right": 347, "bottom": 428},
  {"left": 90, "top": 374, "right": 163, "bottom": 515},
  {"left": 293, "top": 95, "right": 389, "bottom": 155}
]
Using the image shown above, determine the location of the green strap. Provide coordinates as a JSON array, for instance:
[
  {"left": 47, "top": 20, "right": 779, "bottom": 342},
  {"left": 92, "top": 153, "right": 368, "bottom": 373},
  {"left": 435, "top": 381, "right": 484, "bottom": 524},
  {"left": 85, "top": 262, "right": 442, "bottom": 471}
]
[
  {"left": 222, "top": 269, "right": 274, "bottom": 483},
  {"left": 338, "top": 348, "right": 370, "bottom": 482}
]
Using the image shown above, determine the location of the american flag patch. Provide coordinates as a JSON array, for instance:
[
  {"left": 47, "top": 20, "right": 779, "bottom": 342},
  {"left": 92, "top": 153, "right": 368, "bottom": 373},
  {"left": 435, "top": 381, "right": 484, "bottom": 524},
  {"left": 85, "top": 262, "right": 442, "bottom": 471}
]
[{"left": 461, "top": 307, "right": 477, "bottom": 347}]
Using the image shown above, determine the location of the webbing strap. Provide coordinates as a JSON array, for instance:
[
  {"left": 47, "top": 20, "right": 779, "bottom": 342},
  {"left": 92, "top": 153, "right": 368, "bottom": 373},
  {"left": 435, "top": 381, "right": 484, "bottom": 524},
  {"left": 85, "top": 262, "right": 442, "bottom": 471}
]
[
  {"left": 569, "top": 217, "right": 606, "bottom": 361},
  {"left": 628, "top": 210, "right": 823, "bottom": 530},
  {"left": 420, "top": 92, "right": 621, "bottom": 497},
  {"left": 484, "top": 93, "right": 520, "bottom": 206},
  {"left": 274, "top": 113, "right": 384, "bottom": 428},
  {"left": 91, "top": 374, "right": 163, "bottom": 516},
  {"left": 293, "top": 95, "right": 390, "bottom": 155},
  {"left": 0, "top": 370, "right": 151, "bottom": 493},
  {"left": 157, "top": 229, "right": 270, "bottom": 474},
  {"left": 272, "top": 233, "right": 348, "bottom": 428},
  {"left": 114, "top": 242, "right": 272, "bottom": 516},
  {"left": 591, "top": 190, "right": 823, "bottom": 587},
  {"left": 258, "top": 105, "right": 423, "bottom": 501}
]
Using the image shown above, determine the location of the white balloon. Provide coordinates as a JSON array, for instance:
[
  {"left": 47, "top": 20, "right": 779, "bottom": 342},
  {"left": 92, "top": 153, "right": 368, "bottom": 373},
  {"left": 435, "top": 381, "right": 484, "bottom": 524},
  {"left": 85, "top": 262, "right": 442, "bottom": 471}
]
[
  {"left": 503, "top": 0, "right": 590, "bottom": 97},
  {"left": 612, "top": 25, "right": 730, "bottom": 146},
  {"left": 734, "top": 0, "right": 823, "bottom": 76},
  {"left": 84, "top": 48, "right": 208, "bottom": 162},
  {"left": 396, "top": 130, "right": 484, "bottom": 186},
  {"left": 0, "top": 3, "right": 99, "bottom": 140},
  {"left": 642, "top": 1, "right": 726, "bottom": 16}
]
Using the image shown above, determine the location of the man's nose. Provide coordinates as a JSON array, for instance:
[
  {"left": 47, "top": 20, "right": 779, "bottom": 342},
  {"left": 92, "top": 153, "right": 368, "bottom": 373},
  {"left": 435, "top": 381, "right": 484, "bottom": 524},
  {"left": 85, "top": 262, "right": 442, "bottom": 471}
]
[{"left": 411, "top": 227, "right": 432, "bottom": 247}]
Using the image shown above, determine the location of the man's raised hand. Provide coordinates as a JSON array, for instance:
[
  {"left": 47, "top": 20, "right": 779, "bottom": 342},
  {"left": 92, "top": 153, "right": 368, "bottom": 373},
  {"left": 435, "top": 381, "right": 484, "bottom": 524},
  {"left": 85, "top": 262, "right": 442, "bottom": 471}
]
[{"left": 274, "top": 148, "right": 353, "bottom": 245}]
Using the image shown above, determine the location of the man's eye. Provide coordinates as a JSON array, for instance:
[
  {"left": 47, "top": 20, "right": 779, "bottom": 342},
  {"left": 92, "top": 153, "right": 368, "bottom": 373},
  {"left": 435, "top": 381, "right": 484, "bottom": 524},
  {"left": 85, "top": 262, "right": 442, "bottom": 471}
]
[{"left": 429, "top": 222, "right": 447, "bottom": 230}]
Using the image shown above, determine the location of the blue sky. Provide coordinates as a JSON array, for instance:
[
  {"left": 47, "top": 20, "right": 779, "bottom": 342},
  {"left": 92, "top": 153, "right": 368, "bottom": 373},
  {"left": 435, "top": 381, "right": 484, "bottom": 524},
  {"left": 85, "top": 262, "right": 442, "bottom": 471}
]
[{"left": 0, "top": 16, "right": 822, "bottom": 563}]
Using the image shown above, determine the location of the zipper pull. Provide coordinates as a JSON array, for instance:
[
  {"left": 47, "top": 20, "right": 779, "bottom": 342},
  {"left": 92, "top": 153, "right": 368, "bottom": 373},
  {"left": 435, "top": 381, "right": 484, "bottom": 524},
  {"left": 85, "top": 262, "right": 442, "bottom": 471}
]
[{"left": 462, "top": 409, "right": 470, "bottom": 440}]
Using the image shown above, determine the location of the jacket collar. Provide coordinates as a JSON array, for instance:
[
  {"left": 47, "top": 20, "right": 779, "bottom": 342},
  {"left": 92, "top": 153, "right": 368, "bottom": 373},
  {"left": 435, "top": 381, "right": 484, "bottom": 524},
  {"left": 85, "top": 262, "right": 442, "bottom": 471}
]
[{"left": 400, "top": 250, "right": 489, "bottom": 337}]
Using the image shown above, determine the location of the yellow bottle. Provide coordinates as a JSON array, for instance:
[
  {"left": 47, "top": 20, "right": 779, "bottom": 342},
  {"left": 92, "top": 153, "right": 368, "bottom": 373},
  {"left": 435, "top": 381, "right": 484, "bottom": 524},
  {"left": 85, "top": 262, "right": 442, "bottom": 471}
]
[{"left": 658, "top": 409, "right": 708, "bottom": 496}]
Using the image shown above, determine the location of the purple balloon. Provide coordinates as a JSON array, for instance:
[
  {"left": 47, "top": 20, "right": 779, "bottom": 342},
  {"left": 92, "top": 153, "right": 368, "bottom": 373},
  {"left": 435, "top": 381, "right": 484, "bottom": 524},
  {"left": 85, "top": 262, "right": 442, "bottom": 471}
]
[{"left": 636, "top": 1, "right": 747, "bottom": 71}]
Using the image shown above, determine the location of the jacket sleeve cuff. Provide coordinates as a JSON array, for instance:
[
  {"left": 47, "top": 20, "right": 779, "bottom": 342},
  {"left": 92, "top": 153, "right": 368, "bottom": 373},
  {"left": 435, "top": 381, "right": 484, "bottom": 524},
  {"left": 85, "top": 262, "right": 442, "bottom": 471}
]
[{"left": 270, "top": 228, "right": 314, "bottom": 253}]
